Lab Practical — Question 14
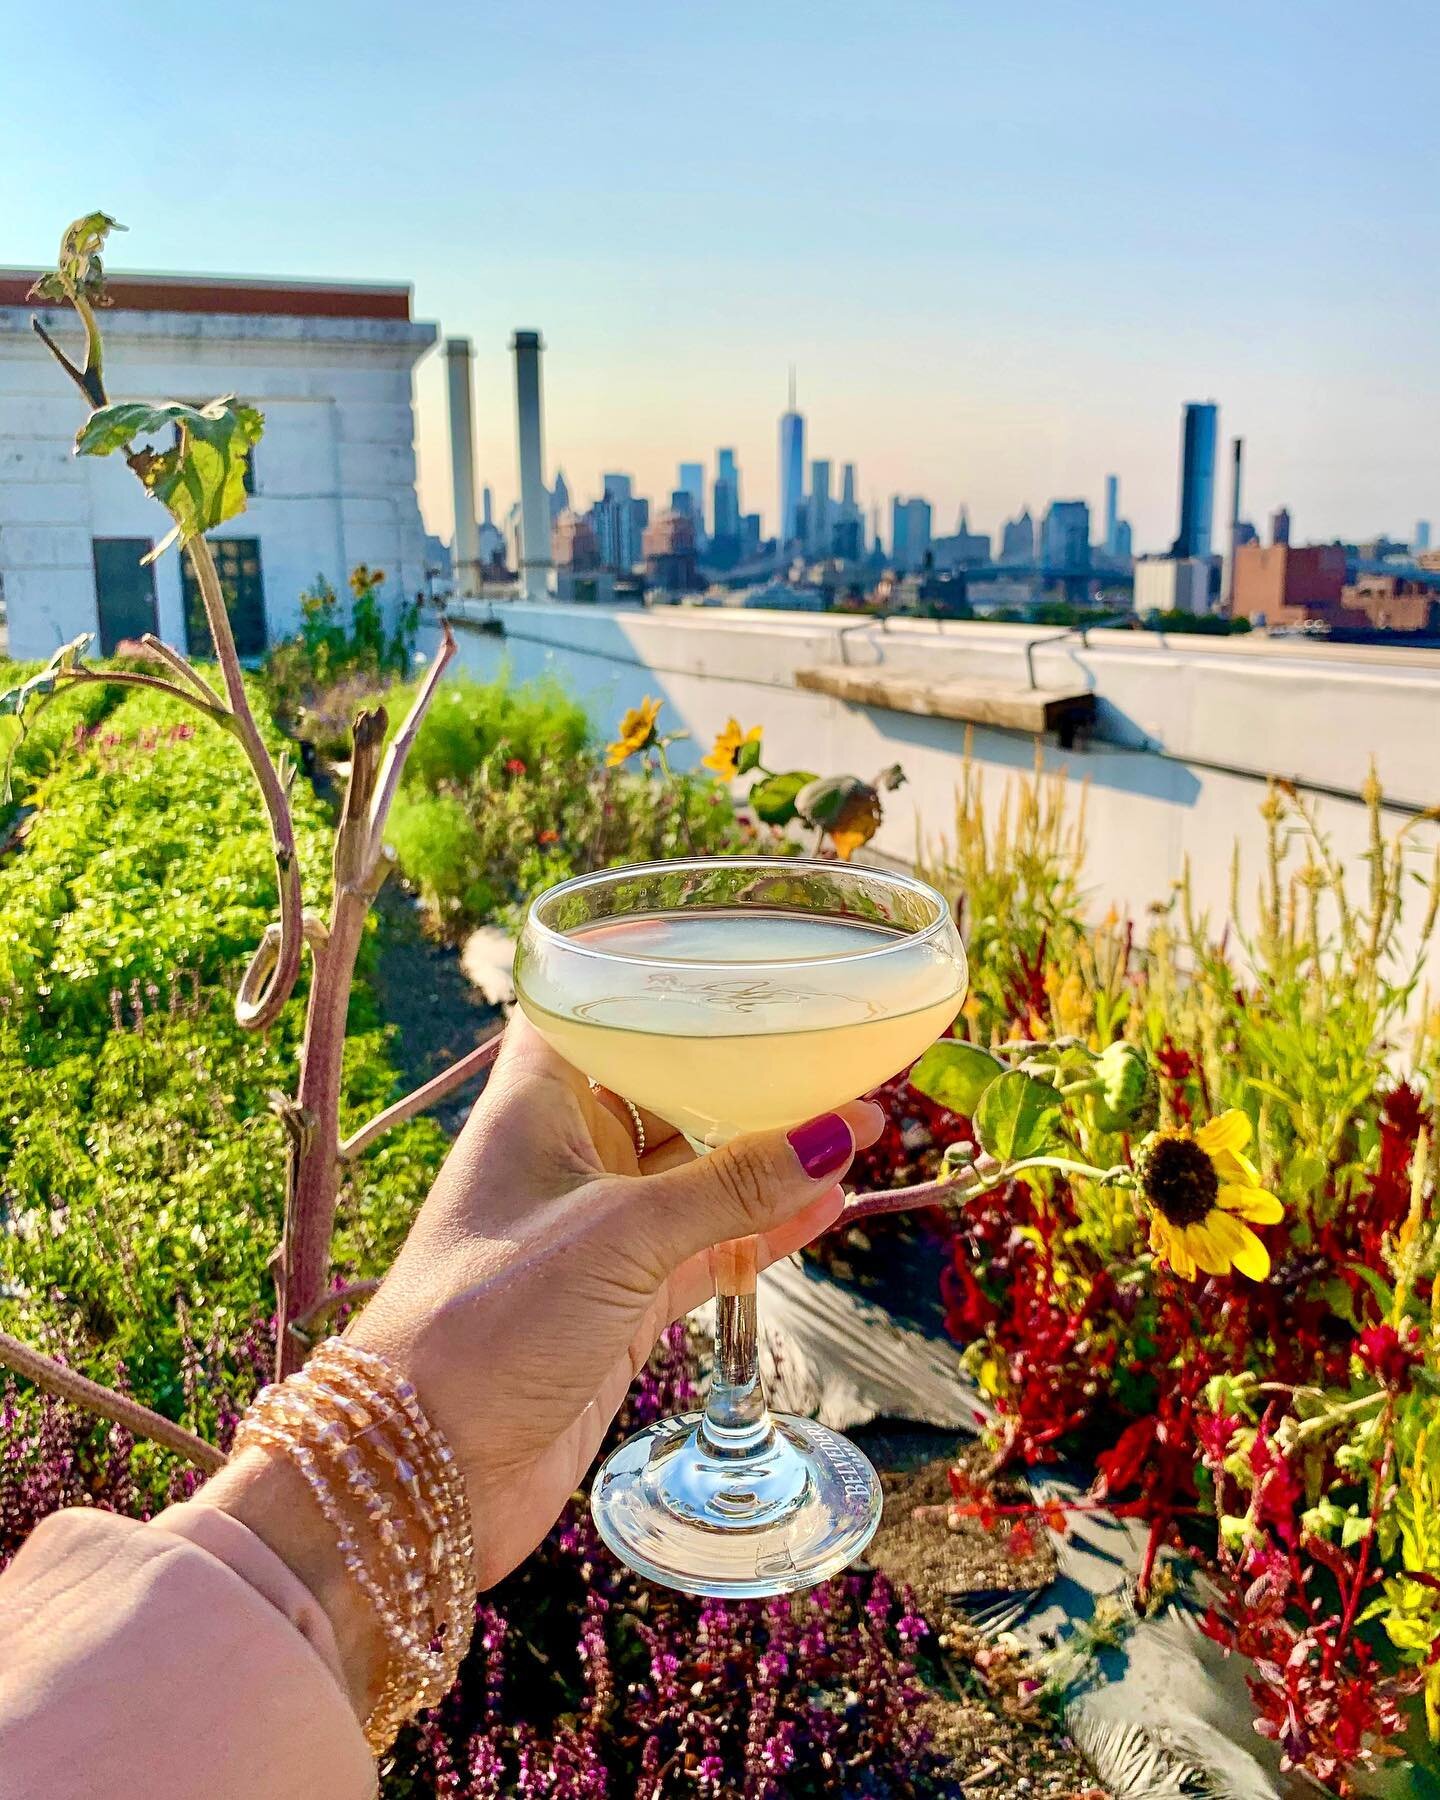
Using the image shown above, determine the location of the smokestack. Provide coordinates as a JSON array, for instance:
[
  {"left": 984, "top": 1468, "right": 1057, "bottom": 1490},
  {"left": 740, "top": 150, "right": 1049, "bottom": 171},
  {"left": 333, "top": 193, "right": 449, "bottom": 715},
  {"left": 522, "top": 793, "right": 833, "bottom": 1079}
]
[
  {"left": 1224, "top": 436, "right": 1243, "bottom": 609},
  {"left": 444, "top": 339, "right": 481, "bottom": 595},
  {"left": 511, "top": 331, "right": 552, "bottom": 604}
]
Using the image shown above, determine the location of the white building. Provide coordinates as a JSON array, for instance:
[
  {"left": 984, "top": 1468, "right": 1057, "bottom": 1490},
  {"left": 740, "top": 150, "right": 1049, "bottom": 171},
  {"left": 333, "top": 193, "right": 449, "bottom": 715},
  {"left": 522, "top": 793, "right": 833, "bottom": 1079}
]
[
  {"left": 1134, "top": 554, "right": 1213, "bottom": 616},
  {"left": 0, "top": 270, "right": 436, "bottom": 660}
]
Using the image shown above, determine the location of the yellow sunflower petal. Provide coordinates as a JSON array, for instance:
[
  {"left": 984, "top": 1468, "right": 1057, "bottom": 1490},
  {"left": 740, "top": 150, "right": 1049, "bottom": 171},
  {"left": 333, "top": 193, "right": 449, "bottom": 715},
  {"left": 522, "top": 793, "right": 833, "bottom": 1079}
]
[
  {"left": 1204, "top": 1209, "right": 1271, "bottom": 1281},
  {"left": 1150, "top": 1215, "right": 1197, "bottom": 1280},
  {"left": 1195, "top": 1110, "right": 1251, "bottom": 1157},
  {"left": 1218, "top": 1183, "right": 1283, "bottom": 1225},
  {"left": 1184, "top": 1220, "right": 1234, "bottom": 1277}
]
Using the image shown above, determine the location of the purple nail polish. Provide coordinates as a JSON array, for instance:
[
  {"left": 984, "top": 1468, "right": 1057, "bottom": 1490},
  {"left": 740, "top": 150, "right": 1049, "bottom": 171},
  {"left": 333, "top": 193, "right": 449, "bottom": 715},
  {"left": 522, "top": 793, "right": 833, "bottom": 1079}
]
[{"left": 787, "top": 1114, "right": 854, "bottom": 1180}]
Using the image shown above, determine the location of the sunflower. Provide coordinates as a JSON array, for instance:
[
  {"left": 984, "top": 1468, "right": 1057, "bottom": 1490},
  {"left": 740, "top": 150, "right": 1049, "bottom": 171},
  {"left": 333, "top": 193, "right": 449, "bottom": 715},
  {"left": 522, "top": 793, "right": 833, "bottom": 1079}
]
[
  {"left": 1138, "top": 1109, "right": 1282, "bottom": 1282},
  {"left": 701, "top": 718, "right": 762, "bottom": 781},
  {"left": 605, "top": 695, "right": 663, "bottom": 767}
]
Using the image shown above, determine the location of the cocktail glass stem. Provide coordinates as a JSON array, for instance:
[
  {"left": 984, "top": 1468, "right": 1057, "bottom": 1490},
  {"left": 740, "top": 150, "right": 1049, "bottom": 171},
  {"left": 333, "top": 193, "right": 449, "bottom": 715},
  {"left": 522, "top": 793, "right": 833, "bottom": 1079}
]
[{"left": 700, "top": 1235, "right": 774, "bottom": 1457}]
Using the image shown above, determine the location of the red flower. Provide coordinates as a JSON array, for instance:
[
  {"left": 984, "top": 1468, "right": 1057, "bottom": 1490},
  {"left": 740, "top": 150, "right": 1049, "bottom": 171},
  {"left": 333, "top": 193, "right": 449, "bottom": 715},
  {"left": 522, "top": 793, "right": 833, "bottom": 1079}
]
[
  {"left": 505, "top": 758, "right": 527, "bottom": 775},
  {"left": 1196, "top": 1406, "right": 1242, "bottom": 1470},
  {"left": 1356, "top": 1321, "right": 1423, "bottom": 1391},
  {"left": 537, "top": 828, "right": 560, "bottom": 846}
]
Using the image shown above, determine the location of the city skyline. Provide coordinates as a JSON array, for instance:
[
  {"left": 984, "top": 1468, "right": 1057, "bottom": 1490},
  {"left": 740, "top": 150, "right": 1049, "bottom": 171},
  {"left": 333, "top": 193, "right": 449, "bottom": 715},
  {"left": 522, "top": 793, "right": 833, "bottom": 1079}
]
[{"left": 4, "top": 2, "right": 1437, "bottom": 552}]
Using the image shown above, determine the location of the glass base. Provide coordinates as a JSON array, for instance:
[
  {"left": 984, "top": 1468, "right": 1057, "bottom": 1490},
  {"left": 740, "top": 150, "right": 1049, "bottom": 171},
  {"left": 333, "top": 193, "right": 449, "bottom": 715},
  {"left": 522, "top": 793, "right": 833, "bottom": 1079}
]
[{"left": 590, "top": 1410, "right": 883, "bottom": 1598}]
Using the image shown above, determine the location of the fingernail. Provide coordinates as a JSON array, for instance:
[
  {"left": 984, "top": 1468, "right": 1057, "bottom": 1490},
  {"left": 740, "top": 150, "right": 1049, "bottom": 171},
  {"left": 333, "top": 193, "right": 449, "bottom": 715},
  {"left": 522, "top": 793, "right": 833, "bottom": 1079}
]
[{"left": 787, "top": 1113, "right": 854, "bottom": 1180}]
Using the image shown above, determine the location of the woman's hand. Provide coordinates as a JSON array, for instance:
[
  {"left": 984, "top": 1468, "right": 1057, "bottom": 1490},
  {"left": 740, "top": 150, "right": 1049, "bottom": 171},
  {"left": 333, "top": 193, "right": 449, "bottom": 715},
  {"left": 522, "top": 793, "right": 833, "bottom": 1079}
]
[{"left": 199, "top": 1016, "right": 880, "bottom": 1715}]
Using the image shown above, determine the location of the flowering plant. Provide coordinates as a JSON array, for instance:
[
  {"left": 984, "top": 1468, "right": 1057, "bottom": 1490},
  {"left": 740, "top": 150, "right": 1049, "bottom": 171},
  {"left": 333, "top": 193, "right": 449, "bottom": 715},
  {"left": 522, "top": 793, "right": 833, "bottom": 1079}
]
[{"left": 858, "top": 754, "right": 1440, "bottom": 1793}]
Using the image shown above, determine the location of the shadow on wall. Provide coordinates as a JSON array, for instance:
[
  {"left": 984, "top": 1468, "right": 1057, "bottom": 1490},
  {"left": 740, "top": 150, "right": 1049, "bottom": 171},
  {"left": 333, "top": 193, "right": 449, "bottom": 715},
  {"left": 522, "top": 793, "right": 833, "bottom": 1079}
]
[{"left": 871, "top": 707, "right": 1203, "bottom": 808}]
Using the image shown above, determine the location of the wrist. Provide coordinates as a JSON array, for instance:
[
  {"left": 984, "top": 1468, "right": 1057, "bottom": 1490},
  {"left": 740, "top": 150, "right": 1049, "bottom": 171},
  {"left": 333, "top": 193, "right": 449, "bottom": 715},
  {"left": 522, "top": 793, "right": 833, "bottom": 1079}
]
[{"left": 196, "top": 1447, "right": 386, "bottom": 1721}]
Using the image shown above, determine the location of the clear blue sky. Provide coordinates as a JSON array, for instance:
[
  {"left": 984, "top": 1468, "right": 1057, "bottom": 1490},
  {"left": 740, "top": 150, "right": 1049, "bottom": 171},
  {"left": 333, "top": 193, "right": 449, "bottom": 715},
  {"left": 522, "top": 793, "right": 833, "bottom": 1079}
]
[{"left": 4, "top": 0, "right": 1437, "bottom": 551}]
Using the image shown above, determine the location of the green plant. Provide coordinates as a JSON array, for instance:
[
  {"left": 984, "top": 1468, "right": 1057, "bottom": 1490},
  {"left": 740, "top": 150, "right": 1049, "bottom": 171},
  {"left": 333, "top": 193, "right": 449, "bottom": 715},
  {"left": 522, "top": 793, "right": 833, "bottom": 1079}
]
[
  {"left": 0, "top": 210, "right": 485, "bottom": 1468},
  {"left": 263, "top": 565, "right": 419, "bottom": 750}
]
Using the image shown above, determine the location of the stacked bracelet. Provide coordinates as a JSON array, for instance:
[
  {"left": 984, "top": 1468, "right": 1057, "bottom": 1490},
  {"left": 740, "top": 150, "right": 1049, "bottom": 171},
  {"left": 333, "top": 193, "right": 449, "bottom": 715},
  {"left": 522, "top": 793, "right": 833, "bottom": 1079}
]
[{"left": 233, "top": 1336, "right": 475, "bottom": 1751}]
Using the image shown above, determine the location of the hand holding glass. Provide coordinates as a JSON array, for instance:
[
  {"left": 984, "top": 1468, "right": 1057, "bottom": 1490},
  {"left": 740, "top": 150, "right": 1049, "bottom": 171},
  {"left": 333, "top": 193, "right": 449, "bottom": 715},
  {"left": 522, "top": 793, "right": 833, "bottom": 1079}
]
[{"left": 515, "top": 858, "right": 967, "bottom": 1597}]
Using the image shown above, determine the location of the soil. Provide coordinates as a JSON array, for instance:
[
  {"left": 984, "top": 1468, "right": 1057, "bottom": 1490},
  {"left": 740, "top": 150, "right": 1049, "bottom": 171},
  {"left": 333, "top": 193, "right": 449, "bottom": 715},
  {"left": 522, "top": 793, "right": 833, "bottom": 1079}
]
[
  {"left": 367, "top": 885, "right": 500, "bottom": 1135},
  {"left": 855, "top": 1428, "right": 1105, "bottom": 1798}
]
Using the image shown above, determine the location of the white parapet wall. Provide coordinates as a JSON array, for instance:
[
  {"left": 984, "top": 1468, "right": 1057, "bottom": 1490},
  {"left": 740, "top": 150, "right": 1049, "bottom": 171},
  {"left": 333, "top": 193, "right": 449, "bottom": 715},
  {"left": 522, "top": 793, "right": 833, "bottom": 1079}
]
[{"left": 434, "top": 601, "right": 1440, "bottom": 964}]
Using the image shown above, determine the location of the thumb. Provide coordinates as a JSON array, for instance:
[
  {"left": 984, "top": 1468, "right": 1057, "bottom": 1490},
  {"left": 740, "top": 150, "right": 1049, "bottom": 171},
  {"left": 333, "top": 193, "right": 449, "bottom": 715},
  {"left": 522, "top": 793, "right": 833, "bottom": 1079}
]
[{"left": 636, "top": 1105, "right": 878, "bottom": 1271}]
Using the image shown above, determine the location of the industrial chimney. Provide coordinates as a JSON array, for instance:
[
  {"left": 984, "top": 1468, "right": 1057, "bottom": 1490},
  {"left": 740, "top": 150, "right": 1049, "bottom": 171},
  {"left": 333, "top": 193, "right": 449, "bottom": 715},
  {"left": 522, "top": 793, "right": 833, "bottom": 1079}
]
[
  {"left": 1224, "top": 436, "right": 1243, "bottom": 610},
  {"left": 511, "top": 331, "right": 553, "bottom": 604},
  {"left": 444, "top": 339, "right": 481, "bottom": 596}
]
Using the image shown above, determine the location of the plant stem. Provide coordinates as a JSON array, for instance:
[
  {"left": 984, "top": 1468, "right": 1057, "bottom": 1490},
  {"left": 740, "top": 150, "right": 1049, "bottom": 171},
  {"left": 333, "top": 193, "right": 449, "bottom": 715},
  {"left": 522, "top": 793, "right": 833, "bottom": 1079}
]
[
  {"left": 276, "top": 709, "right": 388, "bottom": 1379},
  {"left": 286, "top": 1280, "right": 383, "bottom": 1347},
  {"left": 185, "top": 535, "right": 303, "bottom": 1033},
  {"left": 0, "top": 1327, "right": 225, "bottom": 1474},
  {"left": 338, "top": 1030, "right": 502, "bottom": 1163},
  {"left": 64, "top": 665, "right": 229, "bottom": 727}
]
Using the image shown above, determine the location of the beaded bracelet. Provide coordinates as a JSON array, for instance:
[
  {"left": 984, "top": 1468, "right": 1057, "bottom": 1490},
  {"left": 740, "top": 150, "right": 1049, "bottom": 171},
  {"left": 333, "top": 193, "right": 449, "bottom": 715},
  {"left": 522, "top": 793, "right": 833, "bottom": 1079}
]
[{"left": 232, "top": 1336, "right": 476, "bottom": 1751}]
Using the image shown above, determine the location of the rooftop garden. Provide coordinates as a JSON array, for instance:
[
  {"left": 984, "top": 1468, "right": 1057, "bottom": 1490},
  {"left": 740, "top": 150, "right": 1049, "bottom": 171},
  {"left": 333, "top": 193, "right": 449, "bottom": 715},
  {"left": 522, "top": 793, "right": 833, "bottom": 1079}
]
[{"left": 2, "top": 213, "right": 1438, "bottom": 1800}]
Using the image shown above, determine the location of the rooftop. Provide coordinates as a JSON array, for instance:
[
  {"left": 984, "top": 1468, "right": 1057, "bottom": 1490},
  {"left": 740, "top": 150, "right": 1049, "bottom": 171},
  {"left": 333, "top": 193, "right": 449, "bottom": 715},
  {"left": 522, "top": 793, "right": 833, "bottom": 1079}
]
[{"left": 0, "top": 268, "right": 416, "bottom": 321}]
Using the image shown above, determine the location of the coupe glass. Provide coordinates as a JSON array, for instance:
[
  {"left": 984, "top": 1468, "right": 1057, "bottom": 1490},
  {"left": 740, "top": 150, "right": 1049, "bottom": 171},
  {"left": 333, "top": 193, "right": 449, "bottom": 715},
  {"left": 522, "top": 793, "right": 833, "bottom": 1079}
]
[{"left": 514, "top": 857, "right": 967, "bottom": 1597}]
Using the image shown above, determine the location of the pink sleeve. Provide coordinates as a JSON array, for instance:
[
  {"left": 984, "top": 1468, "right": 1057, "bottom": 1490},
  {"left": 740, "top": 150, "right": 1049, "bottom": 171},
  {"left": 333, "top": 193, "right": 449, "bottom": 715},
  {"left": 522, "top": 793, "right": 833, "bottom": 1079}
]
[{"left": 0, "top": 1505, "right": 377, "bottom": 1800}]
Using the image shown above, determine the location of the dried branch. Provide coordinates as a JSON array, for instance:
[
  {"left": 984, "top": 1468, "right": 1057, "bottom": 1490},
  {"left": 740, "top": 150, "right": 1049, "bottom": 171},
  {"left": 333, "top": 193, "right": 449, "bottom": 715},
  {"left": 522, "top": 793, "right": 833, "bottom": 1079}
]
[
  {"left": 364, "top": 620, "right": 457, "bottom": 871},
  {"left": 0, "top": 1327, "right": 226, "bottom": 1475},
  {"left": 338, "top": 1030, "right": 503, "bottom": 1163}
]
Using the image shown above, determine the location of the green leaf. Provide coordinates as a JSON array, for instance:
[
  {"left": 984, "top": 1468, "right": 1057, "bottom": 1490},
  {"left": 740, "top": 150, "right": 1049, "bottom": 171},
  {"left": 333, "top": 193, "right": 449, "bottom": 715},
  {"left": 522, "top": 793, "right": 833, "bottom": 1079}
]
[
  {"left": 76, "top": 397, "right": 264, "bottom": 544},
  {"left": 909, "top": 1041, "right": 1004, "bottom": 1116},
  {"left": 974, "top": 1068, "right": 1064, "bottom": 1162},
  {"left": 0, "top": 634, "right": 91, "bottom": 801},
  {"left": 735, "top": 734, "right": 763, "bottom": 777},
  {"left": 28, "top": 212, "right": 123, "bottom": 305},
  {"left": 750, "top": 769, "right": 816, "bottom": 826}
]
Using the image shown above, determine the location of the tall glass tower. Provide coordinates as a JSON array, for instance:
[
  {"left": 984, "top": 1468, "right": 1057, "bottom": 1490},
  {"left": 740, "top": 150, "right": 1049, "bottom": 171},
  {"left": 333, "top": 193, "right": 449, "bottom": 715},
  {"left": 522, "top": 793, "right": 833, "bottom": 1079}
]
[
  {"left": 1172, "top": 402, "right": 1218, "bottom": 559},
  {"left": 778, "top": 369, "right": 805, "bottom": 548}
]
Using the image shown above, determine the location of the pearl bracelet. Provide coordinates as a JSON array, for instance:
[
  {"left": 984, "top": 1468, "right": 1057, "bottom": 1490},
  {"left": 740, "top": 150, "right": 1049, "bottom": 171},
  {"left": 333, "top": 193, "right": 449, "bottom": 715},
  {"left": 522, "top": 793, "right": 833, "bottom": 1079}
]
[{"left": 233, "top": 1336, "right": 475, "bottom": 1751}]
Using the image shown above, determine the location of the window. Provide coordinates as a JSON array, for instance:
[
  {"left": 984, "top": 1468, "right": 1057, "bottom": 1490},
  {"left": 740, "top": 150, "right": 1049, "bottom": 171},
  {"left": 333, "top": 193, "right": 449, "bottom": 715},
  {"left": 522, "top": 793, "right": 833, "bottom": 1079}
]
[
  {"left": 182, "top": 538, "right": 267, "bottom": 659},
  {"left": 91, "top": 538, "right": 159, "bottom": 654}
]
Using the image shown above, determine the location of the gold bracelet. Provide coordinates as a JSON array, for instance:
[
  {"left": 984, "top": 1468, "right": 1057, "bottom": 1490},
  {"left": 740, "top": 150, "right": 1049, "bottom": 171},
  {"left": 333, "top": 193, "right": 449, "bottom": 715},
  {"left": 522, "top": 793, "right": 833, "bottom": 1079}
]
[{"left": 233, "top": 1336, "right": 475, "bottom": 1751}]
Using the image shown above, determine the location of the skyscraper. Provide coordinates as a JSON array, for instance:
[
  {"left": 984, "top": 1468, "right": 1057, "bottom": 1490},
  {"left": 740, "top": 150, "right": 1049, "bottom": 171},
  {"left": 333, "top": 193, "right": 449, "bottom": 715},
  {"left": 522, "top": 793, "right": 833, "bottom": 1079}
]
[
  {"left": 1172, "top": 402, "right": 1219, "bottom": 560},
  {"left": 1417, "top": 521, "right": 1432, "bottom": 552},
  {"left": 809, "top": 459, "right": 832, "bottom": 556},
  {"left": 778, "top": 371, "right": 805, "bottom": 547},
  {"left": 1042, "top": 500, "right": 1092, "bottom": 573},
  {"left": 1000, "top": 508, "right": 1035, "bottom": 563},
  {"left": 1104, "top": 475, "right": 1120, "bottom": 556},
  {"left": 1271, "top": 506, "right": 1291, "bottom": 547},
  {"left": 678, "top": 462, "right": 706, "bottom": 538},
  {"left": 590, "top": 473, "right": 647, "bottom": 571},
  {"left": 712, "top": 447, "right": 741, "bottom": 548},
  {"left": 890, "top": 497, "right": 932, "bottom": 572}
]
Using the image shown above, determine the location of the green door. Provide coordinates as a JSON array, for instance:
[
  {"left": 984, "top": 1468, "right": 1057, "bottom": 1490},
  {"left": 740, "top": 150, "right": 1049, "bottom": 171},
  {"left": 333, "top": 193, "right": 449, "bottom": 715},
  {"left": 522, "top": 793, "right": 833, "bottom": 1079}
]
[
  {"left": 182, "top": 538, "right": 268, "bottom": 659},
  {"left": 91, "top": 538, "right": 159, "bottom": 654}
]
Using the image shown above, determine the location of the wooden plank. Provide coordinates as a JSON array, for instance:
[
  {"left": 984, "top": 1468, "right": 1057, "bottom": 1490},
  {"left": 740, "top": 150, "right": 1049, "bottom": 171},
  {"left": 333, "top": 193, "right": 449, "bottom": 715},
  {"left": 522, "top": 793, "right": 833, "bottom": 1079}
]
[{"left": 796, "top": 663, "right": 1096, "bottom": 737}]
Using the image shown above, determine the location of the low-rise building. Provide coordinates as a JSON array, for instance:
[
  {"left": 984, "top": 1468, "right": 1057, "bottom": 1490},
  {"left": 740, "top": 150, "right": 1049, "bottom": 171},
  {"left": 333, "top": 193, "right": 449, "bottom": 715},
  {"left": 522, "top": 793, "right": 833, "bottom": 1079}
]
[
  {"left": 1, "top": 269, "right": 436, "bottom": 660},
  {"left": 1231, "top": 542, "right": 1348, "bottom": 626},
  {"left": 1341, "top": 574, "right": 1438, "bottom": 633}
]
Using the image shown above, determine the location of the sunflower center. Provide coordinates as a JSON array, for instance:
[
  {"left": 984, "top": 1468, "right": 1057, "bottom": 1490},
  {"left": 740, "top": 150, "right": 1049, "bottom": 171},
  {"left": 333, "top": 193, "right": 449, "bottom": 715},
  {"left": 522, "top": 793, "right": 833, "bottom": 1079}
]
[{"left": 1143, "top": 1136, "right": 1219, "bottom": 1227}]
